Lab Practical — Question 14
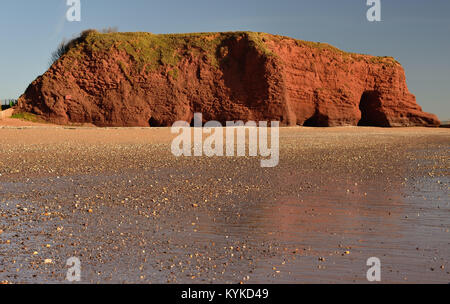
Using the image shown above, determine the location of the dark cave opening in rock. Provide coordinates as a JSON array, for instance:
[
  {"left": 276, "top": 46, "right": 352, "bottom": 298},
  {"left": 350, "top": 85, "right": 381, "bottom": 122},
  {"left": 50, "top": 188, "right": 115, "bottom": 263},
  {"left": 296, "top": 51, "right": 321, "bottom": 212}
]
[
  {"left": 358, "top": 90, "right": 389, "bottom": 127},
  {"left": 148, "top": 117, "right": 162, "bottom": 127},
  {"left": 303, "top": 111, "right": 329, "bottom": 127},
  {"left": 303, "top": 115, "right": 317, "bottom": 127}
]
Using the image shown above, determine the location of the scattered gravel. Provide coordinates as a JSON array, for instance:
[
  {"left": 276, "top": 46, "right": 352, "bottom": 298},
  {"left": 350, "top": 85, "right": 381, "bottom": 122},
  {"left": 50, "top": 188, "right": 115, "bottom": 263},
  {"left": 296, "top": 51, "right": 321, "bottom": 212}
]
[{"left": 0, "top": 126, "right": 449, "bottom": 283}]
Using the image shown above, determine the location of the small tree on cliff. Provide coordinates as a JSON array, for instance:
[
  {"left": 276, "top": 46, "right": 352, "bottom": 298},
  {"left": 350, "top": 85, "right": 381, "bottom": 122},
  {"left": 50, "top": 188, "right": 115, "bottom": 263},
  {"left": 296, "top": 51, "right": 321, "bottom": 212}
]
[
  {"left": 49, "top": 28, "right": 117, "bottom": 66},
  {"left": 50, "top": 39, "right": 70, "bottom": 66}
]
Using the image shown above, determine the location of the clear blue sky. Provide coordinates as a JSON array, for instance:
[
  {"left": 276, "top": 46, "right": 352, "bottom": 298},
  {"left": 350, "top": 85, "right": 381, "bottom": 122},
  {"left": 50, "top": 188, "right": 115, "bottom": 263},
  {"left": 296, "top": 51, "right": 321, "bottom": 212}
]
[{"left": 1, "top": 0, "right": 449, "bottom": 119}]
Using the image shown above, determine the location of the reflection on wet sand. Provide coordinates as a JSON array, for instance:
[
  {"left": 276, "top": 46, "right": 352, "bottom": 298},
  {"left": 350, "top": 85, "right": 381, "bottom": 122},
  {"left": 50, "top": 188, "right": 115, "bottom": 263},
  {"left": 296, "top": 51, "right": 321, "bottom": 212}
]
[{"left": 187, "top": 171, "right": 417, "bottom": 283}]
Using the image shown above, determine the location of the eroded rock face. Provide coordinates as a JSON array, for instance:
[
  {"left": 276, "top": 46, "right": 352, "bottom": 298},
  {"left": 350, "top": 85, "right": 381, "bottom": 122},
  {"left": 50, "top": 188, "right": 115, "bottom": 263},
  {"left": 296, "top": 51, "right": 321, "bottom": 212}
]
[{"left": 18, "top": 31, "right": 440, "bottom": 127}]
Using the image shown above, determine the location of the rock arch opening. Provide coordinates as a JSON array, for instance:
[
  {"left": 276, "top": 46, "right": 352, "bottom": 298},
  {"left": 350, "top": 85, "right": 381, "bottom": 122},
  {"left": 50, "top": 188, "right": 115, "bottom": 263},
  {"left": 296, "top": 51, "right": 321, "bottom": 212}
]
[{"left": 358, "top": 90, "right": 389, "bottom": 127}]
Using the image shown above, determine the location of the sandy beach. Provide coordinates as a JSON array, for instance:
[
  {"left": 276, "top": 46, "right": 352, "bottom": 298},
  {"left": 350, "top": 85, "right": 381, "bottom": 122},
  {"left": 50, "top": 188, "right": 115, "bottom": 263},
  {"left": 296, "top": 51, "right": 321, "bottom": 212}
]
[{"left": 0, "top": 124, "right": 449, "bottom": 283}]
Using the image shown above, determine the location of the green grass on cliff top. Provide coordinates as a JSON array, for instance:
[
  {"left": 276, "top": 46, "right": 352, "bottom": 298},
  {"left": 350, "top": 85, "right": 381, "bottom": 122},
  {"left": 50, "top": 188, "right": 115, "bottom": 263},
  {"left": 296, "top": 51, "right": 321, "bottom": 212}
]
[
  {"left": 60, "top": 30, "right": 398, "bottom": 74},
  {"left": 62, "top": 30, "right": 277, "bottom": 71}
]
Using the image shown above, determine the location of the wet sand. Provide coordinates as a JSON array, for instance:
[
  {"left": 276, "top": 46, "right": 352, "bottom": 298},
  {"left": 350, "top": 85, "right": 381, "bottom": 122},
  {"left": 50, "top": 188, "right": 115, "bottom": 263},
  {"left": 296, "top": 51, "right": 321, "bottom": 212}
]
[{"left": 0, "top": 126, "right": 449, "bottom": 284}]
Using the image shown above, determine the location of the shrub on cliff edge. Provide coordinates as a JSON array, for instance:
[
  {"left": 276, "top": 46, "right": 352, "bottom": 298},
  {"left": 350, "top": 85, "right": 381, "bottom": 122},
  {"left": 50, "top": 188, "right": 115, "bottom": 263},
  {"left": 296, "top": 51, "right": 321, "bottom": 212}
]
[{"left": 49, "top": 28, "right": 117, "bottom": 65}]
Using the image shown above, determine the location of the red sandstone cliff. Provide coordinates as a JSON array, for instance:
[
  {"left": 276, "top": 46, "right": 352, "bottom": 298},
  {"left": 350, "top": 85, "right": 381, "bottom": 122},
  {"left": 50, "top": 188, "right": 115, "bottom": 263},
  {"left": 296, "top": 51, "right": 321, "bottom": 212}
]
[{"left": 18, "top": 31, "right": 440, "bottom": 127}]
